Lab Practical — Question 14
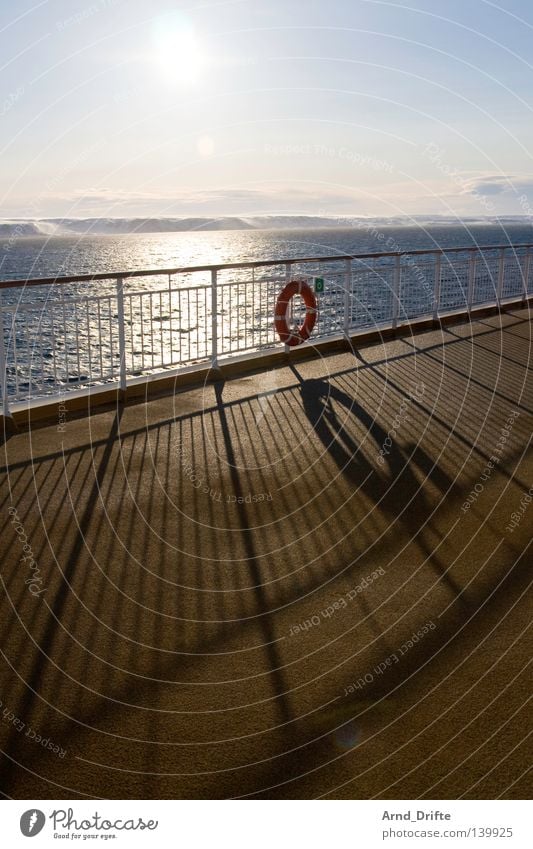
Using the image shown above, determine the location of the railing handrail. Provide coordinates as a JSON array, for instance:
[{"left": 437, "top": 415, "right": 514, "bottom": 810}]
[{"left": 1, "top": 243, "right": 531, "bottom": 291}]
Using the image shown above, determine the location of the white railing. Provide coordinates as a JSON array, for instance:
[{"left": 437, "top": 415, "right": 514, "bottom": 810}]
[{"left": 1, "top": 244, "right": 532, "bottom": 414}]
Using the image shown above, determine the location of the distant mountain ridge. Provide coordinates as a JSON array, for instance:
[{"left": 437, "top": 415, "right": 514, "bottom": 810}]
[{"left": 1, "top": 214, "right": 530, "bottom": 238}]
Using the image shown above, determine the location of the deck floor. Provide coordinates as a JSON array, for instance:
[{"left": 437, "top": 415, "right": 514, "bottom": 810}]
[{"left": 1, "top": 308, "right": 532, "bottom": 799}]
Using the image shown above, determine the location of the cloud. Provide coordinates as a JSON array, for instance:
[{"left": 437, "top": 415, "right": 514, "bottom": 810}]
[
  {"left": 62, "top": 184, "right": 366, "bottom": 207},
  {"left": 6, "top": 175, "right": 533, "bottom": 220},
  {"left": 3, "top": 213, "right": 530, "bottom": 238}
]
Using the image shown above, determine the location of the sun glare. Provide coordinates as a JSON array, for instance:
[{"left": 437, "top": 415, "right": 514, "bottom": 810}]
[{"left": 152, "top": 13, "right": 206, "bottom": 84}]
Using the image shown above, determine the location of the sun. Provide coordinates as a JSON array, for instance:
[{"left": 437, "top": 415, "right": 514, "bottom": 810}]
[{"left": 152, "top": 13, "right": 206, "bottom": 84}]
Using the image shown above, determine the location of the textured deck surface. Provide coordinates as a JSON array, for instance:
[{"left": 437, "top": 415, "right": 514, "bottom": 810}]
[{"left": 1, "top": 308, "right": 532, "bottom": 799}]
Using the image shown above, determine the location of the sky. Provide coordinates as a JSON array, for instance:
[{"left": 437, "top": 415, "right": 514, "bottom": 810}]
[{"left": 1, "top": 0, "right": 533, "bottom": 220}]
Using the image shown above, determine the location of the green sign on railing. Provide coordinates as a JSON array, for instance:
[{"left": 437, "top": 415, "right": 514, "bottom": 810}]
[{"left": 314, "top": 277, "right": 324, "bottom": 293}]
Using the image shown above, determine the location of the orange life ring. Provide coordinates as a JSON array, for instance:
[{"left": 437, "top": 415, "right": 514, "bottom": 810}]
[{"left": 274, "top": 279, "right": 318, "bottom": 346}]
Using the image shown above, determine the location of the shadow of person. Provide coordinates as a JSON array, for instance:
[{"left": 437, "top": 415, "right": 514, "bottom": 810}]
[{"left": 300, "top": 378, "right": 465, "bottom": 600}]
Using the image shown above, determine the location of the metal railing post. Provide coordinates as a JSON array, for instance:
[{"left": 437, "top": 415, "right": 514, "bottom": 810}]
[
  {"left": 433, "top": 253, "right": 441, "bottom": 321},
  {"left": 392, "top": 255, "right": 401, "bottom": 329},
  {"left": 467, "top": 253, "right": 476, "bottom": 311},
  {"left": 116, "top": 276, "right": 127, "bottom": 393},
  {"left": 344, "top": 258, "right": 352, "bottom": 336},
  {"left": 497, "top": 247, "right": 505, "bottom": 304},
  {"left": 0, "top": 293, "right": 11, "bottom": 418},
  {"left": 211, "top": 269, "right": 218, "bottom": 367}
]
